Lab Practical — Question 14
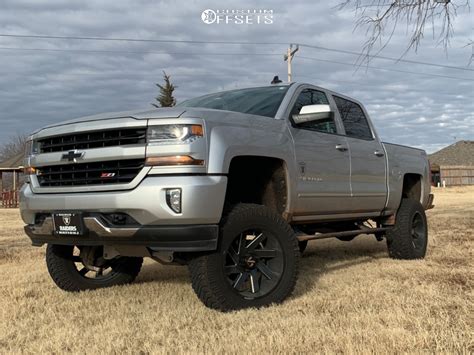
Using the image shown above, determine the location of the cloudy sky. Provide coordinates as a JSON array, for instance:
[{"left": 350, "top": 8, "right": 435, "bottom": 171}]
[{"left": 0, "top": 0, "right": 473, "bottom": 153}]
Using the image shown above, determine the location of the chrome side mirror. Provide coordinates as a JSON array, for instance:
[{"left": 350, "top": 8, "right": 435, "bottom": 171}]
[{"left": 292, "top": 104, "right": 333, "bottom": 125}]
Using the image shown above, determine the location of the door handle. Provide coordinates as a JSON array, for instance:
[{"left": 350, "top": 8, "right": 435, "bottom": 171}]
[
  {"left": 374, "top": 150, "right": 384, "bottom": 157},
  {"left": 335, "top": 144, "right": 348, "bottom": 152}
]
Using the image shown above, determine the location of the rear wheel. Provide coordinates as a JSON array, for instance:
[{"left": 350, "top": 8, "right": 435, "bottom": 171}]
[
  {"left": 188, "top": 204, "right": 299, "bottom": 311},
  {"left": 386, "top": 198, "right": 428, "bottom": 259},
  {"left": 46, "top": 244, "right": 143, "bottom": 291}
]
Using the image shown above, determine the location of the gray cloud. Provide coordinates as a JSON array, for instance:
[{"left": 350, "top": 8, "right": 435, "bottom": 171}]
[{"left": 0, "top": 0, "right": 473, "bottom": 153}]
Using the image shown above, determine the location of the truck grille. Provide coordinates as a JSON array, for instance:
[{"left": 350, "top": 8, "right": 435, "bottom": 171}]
[
  {"left": 38, "top": 128, "right": 146, "bottom": 153},
  {"left": 37, "top": 159, "right": 145, "bottom": 187}
]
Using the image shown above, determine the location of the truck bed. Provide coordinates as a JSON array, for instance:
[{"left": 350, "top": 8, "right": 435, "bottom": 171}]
[{"left": 382, "top": 142, "right": 431, "bottom": 214}]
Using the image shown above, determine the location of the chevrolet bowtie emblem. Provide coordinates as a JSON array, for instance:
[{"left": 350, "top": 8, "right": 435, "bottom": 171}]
[{"left": 62, "top": 150, "right": 84, "bottom": 163}]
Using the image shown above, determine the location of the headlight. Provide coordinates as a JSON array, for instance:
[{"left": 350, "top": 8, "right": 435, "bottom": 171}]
[
  {"left": 147, "top": 124, "right": 203, "bottom": 145},
  {"left": 24, "top": 140, "right": 33, "bottom": 158},
  {"left": 24, "top": 138, "right": 39, "bottom": 157},
  {"left": 23, "top": 138, "right": 39, "bottom": 175}
]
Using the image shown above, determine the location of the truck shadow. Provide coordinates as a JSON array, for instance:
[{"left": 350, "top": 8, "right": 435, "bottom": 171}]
[
  {"left": 135, "top": 236, "right": 388, "bottom": 292},
  {"left": 292, "top": 237, "right": 387, "bottom": 298},
  {"left": 136, "top": 263, "right": 189, "bottom": 285}
]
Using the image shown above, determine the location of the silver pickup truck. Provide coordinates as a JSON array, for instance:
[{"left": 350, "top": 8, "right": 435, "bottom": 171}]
[{"left": 20, "top": 83, "right": 434, "bottom": 311}]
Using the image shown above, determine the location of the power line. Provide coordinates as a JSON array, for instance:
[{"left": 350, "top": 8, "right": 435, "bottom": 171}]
[
  {"left": 0, "top": 33, "right": 284, "bottom": 45},
  {"left": 0, "top": 33, "right": 472, "bottom": 72},
  {"left": 0, "top": 46, "right": 471, "bottom": 82},
  {"left": 0, "top": 46, "right": 281, "bottom": 56},
  {"left": 297, "top": 43, "right": 474, "bottom": 72},
  {"left": 298, "top": 56, "right": 474, "bottom": 82}
]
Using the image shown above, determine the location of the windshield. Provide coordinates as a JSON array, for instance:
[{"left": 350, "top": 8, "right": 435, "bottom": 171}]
[{"left": 178, "top": 85, "right": 289, "bottom": 118}]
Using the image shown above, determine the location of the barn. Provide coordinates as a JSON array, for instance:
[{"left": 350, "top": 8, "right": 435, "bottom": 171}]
[{"left": 429, "top": 140, "right": 474, "bottom": 186}]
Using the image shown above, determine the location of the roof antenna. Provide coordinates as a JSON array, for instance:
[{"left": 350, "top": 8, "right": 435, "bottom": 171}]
[{"left": 271, "top": 76, "right": 282, "bottom": 84}]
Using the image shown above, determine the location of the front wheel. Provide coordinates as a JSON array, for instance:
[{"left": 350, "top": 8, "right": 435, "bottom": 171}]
[
  {"left": 46, "top": 244, "right": 143, "bottom": 291},
  {"left": 188, "top": 204, "right": 299, "bottom": 311},
  {"left": 386, "top": 198, "right": 428, "bottom": 259}
]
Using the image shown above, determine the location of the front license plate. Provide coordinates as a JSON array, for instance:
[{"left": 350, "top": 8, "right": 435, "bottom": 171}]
[{"left": 52, "top": 213, "right": 84, "bottom": 236}]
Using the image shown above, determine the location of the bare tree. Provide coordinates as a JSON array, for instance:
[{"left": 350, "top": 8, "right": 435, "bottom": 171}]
[
  {"left": 0, "top": 134, "right": 27, "bottom": 162},
  {"left": 338, "top": 0, "right": 471, "bottom": 62},
  {"left": 466, "top": 39, "right": 474, "bottom": 65}
]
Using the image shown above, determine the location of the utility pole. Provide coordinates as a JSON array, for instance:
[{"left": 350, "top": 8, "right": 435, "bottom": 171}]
[{"left": 284, "top": 44, "right": 299, "bottom": 83}]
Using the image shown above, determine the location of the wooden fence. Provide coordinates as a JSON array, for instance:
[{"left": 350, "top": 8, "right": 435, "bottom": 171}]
[
  {"left": 440, "top": 165, "right": 474, "bottom": 186},
  {"left": 1, "top": 190, "right": 19, "bottom": 208}
]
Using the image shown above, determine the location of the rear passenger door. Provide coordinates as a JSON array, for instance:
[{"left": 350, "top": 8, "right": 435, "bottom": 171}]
[
  {"left": 289, "top": 88, "right": 352, "bottom": 216},
  {"left": 332, "top": 96, "right": 387, "bottom": 213}
]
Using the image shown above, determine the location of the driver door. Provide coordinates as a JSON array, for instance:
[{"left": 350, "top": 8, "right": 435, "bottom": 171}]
[{"left": 288, "top": 88, "right": 352, "bottom": 217}]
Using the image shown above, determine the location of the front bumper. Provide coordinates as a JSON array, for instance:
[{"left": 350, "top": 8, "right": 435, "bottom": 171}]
[
  {"left": 24, "top": 216, "right": 218, "bottom": 251},
  {"left": 20, "top": 175, "right": 227, "bottom": 225},
  {"left": 20, "top": 174, "right": 227, "bottom": 251}
]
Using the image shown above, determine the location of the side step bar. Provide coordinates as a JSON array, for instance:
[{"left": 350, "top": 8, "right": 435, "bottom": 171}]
[{"left": 296, "top": 227, "right": 391, "bottom": 242}]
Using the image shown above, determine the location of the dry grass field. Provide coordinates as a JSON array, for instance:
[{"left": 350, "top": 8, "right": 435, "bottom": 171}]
[{"left": 0, "top": 187, "right": 472, "bottom": 353}]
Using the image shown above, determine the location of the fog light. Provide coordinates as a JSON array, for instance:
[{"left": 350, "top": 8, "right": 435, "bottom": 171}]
[{"left": 166, "top": 188, "right": 182, "bottom": 213}]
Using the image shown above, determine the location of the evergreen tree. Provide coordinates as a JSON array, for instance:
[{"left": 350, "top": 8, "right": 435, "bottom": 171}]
[{"left": 152, "top": 71, "right": 176, "bottom": 108}]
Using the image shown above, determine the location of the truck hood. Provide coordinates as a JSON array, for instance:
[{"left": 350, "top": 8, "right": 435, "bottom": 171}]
[
  {"left": 40, "top": 107, "right": 187, "bottom": 130},
  {"left": 34, "top": 106, "right": 267, "bottom": 136}
]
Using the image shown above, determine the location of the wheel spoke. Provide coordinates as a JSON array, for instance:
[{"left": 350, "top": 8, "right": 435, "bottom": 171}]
[
  {"left": 253, "top": 248, "right": 277, "bottom": 259},
  {"left": 225, "top": 265, "right": 240, "bottom": 275},
  {"left": 228, "top": 247, "right": 239, "bottom": 264},
  {"left": 256, "top": 261, "right": 277, "bottom": 280},
  {"left": 246, "top": 233, "right": 265, "bottom": 251},
  {"left": 233, "top": 272, "right": 247, "bottom": 289},
  {"left": 78, "top": 267, "right": 88, "bottom": 276},
  {"left": 71, "top": 256, "right": 82, "bottom": 262},
  {"left": 96, "top": 268, "right": 103, "bottom": 277},
  {"left": 224, "top": 226, "right": 284, "bottom": 299},
  {"left": 249, "top": 270, "right": 260, "bottom": 294},
  {"left": 237, "top": 233, "right": 246, "bottom": 255}
]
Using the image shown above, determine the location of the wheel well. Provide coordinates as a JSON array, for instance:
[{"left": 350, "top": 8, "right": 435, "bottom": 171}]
[
  {"left": 224, "top": 156, "right": 288, "bottom": 217},
  {"left": 402, "top": 173, "right": 422, "bottom": 202}
]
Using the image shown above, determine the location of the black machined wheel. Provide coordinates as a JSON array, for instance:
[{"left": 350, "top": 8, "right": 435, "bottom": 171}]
[
  {"left": 71, "top": 246, "right": 121, "bottom": 281},
  {"left": 189, "top": 203, "right": 299, "bottom": 311},
  {"left": 386, "top": 198, "right": 428, "bottom": 259},
  {"left": 46, "top": 244, "right": 143, "bottom": 292},
  {"left": 224, "top": 229, "right": 284, "bottom": 299}
]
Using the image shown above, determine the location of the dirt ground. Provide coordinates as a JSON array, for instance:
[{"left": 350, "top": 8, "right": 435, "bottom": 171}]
[{"left": 0, "top": 187, "right": 472, "bottom": 353}]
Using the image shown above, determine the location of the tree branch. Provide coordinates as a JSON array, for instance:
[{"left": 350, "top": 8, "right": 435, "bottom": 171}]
[{"left": 338, "top": 0, "right": 471, "bottom": 63}]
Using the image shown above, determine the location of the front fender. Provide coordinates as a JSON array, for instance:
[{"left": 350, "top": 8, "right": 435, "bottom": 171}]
[{"left": 204, "top": 114, "right": 298, "bottom": 215}]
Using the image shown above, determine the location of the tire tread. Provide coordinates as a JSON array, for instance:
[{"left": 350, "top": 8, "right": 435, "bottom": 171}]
[
  {"left": 189, "top": 204, "right": 299, "bottom": 311},
  {"left": 386, "top": 198, "right": 428, "bottom": 260},
  {"left": 46, "top": 245, "right": 143, "bottom": 292}
]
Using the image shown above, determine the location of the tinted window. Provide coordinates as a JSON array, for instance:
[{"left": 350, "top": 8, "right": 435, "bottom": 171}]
[
  {"left": 333, "top": 96, "right": 373, "bottom": 140},
  {"left": 290, "top": 89, "right": 336, "bottom": 134},
  {"left": 178, "top": 85, "right": 289, "bottom": 118}
]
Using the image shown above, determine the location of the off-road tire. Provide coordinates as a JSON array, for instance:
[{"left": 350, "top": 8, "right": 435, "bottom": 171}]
[
  {"left": 386, "top": 198, "right": 428, "bottom": 259},
  {"left": 46, "top": 244, "right": 143, "bottom": 291},
  {"left": 188, "top": 204, "right": 299, "bottom": 311}
]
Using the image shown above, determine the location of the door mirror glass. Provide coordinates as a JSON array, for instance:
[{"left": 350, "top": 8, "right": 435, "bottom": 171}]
[{"left": 292, "top": 104, "right": 333, "bottom": 125}]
